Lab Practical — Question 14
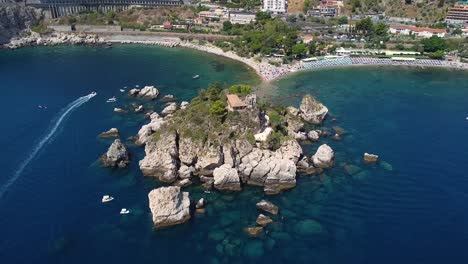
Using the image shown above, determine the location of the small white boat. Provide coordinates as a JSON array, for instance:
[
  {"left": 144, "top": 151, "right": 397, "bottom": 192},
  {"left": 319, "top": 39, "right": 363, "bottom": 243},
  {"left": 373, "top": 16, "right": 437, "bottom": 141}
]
[
  {"left": 204, "top": 190, "right": 211, "bottom": 194},
  {"left": 193, "top": 74, "right": 200, "bottom": 79},
  {"left": 135, "top": 85, "right": 140, "bottom": 88},
  {"left": 106, "top": 97, "right": 117, "bottom": 103},
  {"left": 119, "top": 89, "right": 125, "bottom": 93},
  {"left": 120, "top": 208, "right": 130, "bottom": 214},
  {"left": 90, "top": 92, "right": 97, "bottom": 96},
  {"left": 38, "top": 105, "right": 42, "bottom": 108},
  {"left": 102, "top": 195, "right": 114, "bottom": 203}
]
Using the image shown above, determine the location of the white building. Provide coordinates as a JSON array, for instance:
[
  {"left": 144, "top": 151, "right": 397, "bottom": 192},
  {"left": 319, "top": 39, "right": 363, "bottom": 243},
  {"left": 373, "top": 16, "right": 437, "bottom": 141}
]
[
  {"left": 229, "top": 12, "right": 256, "bottom": 24},
  {"left": 262, "top": 0, "right": 287, "bottom": 14},
  {"left": 389, "top": 25, "right": 446, "bottom": 38}
]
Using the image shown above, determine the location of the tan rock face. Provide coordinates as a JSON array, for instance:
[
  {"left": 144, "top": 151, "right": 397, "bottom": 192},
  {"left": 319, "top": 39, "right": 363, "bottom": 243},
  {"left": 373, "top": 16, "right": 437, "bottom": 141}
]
[
  {"left": 363, "top": 153, "right": 379, "bottom": 164},
  {"left": 299, "top": 94, "right": 328, "bottom": 124},
  {"left": 244, "top": 226, "right": 263, "bottom": 237},
  {"left": 139, "top": 131, "right": 179, "bottom": 182},
  {"left": 312, "top": 144, "right": 335, "bottom": 169},
  {"left": 100, "top": 139, "right": 130, "bottom": 168},
  {"left": 256, "top": 200, "right": 279, "bottom": 215},
  {"left": 213, "top": 164, "right": 241, "bottom": 191},
  {"left": 256, "top": 214, "right": 273, "bottom": 226},
  {"left": 148, "top": 186, "right": 190, "bottom": 228}
]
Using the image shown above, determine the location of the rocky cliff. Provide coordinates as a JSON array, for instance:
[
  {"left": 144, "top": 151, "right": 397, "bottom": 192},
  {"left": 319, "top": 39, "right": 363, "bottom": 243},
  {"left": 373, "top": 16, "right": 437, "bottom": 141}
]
[
  {"left": 137, "top": 86, "right": 335, "bottom": 195},
  {"left": 0, "top": 4, "right": 40, "bottom": 45}
]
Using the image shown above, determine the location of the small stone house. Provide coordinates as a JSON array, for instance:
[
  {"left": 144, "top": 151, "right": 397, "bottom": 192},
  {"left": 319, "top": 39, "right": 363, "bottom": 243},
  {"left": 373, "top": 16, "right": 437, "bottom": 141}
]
[{"left": 226, "top": 94, "right": 247, "bottom": 111}]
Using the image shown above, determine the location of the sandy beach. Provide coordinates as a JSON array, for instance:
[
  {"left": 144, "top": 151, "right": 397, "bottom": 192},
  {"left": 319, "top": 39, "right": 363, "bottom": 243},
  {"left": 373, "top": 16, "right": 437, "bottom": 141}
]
[{"left": 6, "top": 31, "right": 468, "bottom": 82}]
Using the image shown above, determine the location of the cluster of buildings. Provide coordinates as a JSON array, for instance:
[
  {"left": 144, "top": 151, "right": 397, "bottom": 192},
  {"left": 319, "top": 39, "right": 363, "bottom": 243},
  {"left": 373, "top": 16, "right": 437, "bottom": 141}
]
[
  {"left": 307, "top": 0, "right": 343, "bottom": 18},
  {"left": 196, "top": 7, "right": 256, "bottom": 25},
  {"left": 389, "top": 25, "right": 446, "bottom": 38},
  {"left": 446, "top": 1, "right": 468, "bottom": 26}
]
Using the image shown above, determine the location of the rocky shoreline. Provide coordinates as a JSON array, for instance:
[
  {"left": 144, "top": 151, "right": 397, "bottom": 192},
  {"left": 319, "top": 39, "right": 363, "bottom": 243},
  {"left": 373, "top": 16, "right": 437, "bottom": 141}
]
[{"left": 97, "top": 83, "right": 352, "bottom": 230}]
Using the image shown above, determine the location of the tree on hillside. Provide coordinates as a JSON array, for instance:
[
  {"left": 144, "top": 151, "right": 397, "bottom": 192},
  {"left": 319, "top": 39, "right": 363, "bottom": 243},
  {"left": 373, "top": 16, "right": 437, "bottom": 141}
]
[
  {"left": 256, "top": 11, "right": 271, "bottom": 21},
  {"left": 355, "top": 17, "right": 373, "bottom": 35},
  {"left": 338, "top": 16, "right": 348, "bottom": 25},
  {"left": 373, "top": 22, "right": 388, "bottom": 38},
  {"left": 421, "top": 36, "right": 446, "bottom": 52},
  {"left": 292, "top": 43, "right": 308, "bottom": 58},
  {"left": 223, "top": 21, "right": 233, "bottom": 32}
]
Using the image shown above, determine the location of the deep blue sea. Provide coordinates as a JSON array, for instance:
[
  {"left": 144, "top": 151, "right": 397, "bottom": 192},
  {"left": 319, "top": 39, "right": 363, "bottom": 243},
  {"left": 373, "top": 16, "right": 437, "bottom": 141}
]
[{"left": 0, "top": 46, "right": 467, "bottom": 264}]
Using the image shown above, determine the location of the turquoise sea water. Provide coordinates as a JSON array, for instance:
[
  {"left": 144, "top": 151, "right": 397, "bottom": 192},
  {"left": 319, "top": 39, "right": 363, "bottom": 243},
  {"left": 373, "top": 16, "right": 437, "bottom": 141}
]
[{"left": 1, "top": 46, "right": 468, "bottom": 264}]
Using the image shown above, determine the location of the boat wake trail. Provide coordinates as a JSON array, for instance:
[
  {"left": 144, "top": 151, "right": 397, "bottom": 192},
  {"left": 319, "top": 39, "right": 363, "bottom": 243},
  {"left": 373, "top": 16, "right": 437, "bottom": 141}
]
[{"left": 0, "top": 93, "right": 96, "bottom": 199}]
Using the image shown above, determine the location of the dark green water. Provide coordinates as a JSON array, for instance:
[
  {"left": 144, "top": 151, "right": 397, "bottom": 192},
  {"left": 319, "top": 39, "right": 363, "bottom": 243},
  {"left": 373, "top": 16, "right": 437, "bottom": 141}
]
[{"left": 1, "top": 46, "right": 468, "bottom": 264}]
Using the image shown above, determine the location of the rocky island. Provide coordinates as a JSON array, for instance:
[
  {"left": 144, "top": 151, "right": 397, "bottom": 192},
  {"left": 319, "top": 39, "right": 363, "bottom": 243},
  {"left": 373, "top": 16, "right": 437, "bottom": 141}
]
[{"left": 129, "top": 83, "right": 336, "bottom": 228}]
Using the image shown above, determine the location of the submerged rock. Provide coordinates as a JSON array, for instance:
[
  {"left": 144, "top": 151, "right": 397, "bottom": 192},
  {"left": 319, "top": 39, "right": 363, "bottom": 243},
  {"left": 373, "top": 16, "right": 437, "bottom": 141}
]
[
  {"left": 294, "top": 219, "right": 326, "bottom": 236},
  {"left": 148, "top": 186, "right": 190, "bottom": 228},
  {"left": 299, "top": 94, "right": 328, "bottom": 124},
  {"left": 98, "top": 128, "right": 119, "bottom": 138},
  {"left": 243, "top": 241, "right": 264, "bottom": 258},
  {"left": 100, "top": 139, "right": 130, "bottom": 168},
  {"left": 363, "top": 153, "right": 379, "bottom": 164},
  {"left": 312, "top": 144, "right": 334, "bottom": 169},
  {"left": 380, "top": 161, "right": 393, "bottom": 171},
  {"left": 256, "top": 200, "right": 279, "bottom": 215},
  {"left": 213, "top": 164, "right": 241, "bottom": 191}
]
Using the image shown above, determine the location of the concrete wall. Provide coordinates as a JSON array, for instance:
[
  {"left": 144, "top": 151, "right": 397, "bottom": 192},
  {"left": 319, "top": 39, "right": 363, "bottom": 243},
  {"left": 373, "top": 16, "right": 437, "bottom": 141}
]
[
  {"left": 48, "top": 25, "right": 72, "bottom": 32},
  {"left": 74, "top": 25, "right": 122, "bottom": 32}
]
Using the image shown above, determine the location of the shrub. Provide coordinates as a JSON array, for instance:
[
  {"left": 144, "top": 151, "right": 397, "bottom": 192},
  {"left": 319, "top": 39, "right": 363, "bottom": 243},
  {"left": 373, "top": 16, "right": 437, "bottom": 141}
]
[
  {"left": 228, "top": 84, "right": 252, "bottom": 96},
  {"left": 209, "top": 100, "right": 227, "bottom": 119}
]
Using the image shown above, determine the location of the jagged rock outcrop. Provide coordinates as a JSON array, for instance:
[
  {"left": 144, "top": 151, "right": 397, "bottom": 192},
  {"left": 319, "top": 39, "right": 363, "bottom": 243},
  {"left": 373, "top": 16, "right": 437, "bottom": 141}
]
[
  {"left": 312, "top": 144, "right": 334, "bottom": 168},
  {"left": 195, "top": 143, "right": 223, "bottom": 175},
  {"left": 139, "top": 131, "right": 179, "bottom": 182},
  {"left": 178, "top": 137, "right": 203, "bottom": 166},
  {"left": 256, "top": 200, "right": 279, "bottom": 215},
  {"left": 299, "top": 94, "right": 328, "bottom": 124},
  {"left": 138, "top": 86, "right": 159, "bottom": 100},
  {"left": 135, "top": 112, "right": 165, "bottom": 145},
  {"left": 0, "top": 4, "right": 40, "bottom": 45},
  {"left": 307, "top": 130, "right": 320, "bottom": 141},
  {"left": 213, "top": 164, "right": 241, "bottom": 191},
  {"left": 363, "top": 153, "right": 379, "bottom": 164},
  {"left": 254, "top": 127, "right": 273, "bottom": 142},
  {"left": 237, "top": 140, "right": 301, "bottom": 194},
  {"left": 100, "top": 139, "right": 130, "bottom": 168},
  {"left": 98, "top": 128, "right": 119, "bottom": 138},
  {"left": 148, "top": 186, "right": 190, "bottom": 228},
  {"left": 7, "top": 32, "right": 105, "bottom": 48},
  {"left": 178, "top": 164, "right": 194, "bottom": 179},
  {"left": 161, "top": 102, "right": 177, "bottom": 116}
]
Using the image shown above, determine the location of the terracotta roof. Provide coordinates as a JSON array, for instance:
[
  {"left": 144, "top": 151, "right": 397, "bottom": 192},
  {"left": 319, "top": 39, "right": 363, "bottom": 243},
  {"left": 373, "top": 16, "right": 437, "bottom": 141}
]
[
  {"left": 390, "top": 25, "right": 446, "bottom": 33},
  {"left": 227, "top": 94, "right": 247, "bottom": 108}
]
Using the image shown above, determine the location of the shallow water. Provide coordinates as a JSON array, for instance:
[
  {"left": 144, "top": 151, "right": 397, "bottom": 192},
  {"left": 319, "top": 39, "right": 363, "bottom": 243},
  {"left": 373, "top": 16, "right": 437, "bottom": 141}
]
[{"left": 1, "top": 47, "right": 468, "bottom": 264}]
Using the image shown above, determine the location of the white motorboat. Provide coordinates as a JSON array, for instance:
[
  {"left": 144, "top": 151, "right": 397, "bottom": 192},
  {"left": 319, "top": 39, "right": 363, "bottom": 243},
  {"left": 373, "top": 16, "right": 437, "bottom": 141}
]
[
  {"left": 38, "top": 105, "right": 42, "bottom": 108},
  {"left": 120, "top": 208, "right": 130, "bottom": 214},
  {"left": 90, "top": 92, "right": 97, "bottom": 97},
  {"left": 193, "top": 74, "right": 200, "bottom": 79},
  {"left": 119, "top": 89, "right": 125, "bottom": 92},
  {"left": 106, "top": 97, "right": 117, "bottom": 103},
  {"left": 135, "top": 85, "right": 140, "bottom": 88},
  {"left": 102, "top": 195, "right": 114, "bottom": 203}
]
